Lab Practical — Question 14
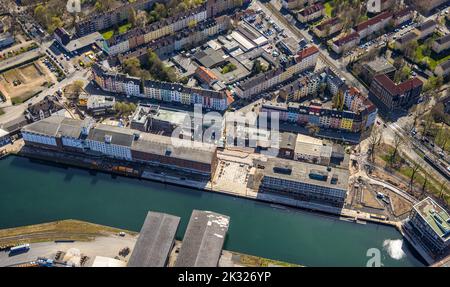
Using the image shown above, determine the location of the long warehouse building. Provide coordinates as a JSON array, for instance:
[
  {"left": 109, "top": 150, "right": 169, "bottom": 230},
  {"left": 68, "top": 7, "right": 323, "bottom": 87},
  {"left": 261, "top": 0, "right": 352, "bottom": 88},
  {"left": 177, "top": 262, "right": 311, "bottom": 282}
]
[
  {"left": 175, "top": 210, "right": 230, "bottom": 267},
  {"left": 127, "top": 212, "right": 180, "bottom": 267},
  {"left": 21, "top": 115, "right": 218, "bottom": 177}
]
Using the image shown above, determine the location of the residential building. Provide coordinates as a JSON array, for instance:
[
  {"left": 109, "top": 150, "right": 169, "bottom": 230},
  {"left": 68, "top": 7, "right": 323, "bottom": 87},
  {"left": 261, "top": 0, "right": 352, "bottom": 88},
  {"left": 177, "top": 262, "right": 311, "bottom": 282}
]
[
  {"left": 278, "top": 72, "right": 324, "bottom": 102},
  {"left": 434, "top": 59, "right": 450, "bottom": 78},
  {"left": 0, "top": 32, "right": 14, "bottom": 49},
  {"left": 235, "top": 46, "right": 320, "bottom": 98},
  {"left": 82, "top": 95, "right": 116, "bottom": 115},
  {"left": 313, "top": 18, "right": 344, "bottom": 38},
  {"left": 281, "top": 0, "right": 320, "bottom": 10},
  {"left": 353, "top": 11, "right": 393, "bottom": 40},
  {"left": 405, "top": 197, "right": 450, "bottom": 259},
  {"left": 394, "top": 31, "right": 418, "bottom": 50},
  {"left": 92, "top": 64, "right": 230, "bottom": 111},
  {"left": 294, "top": 134, "right": 332, "bottom": 165},
  {"left": 24, "top": 97, "right": 62, "bottom": 123},
  {"left": 0, "top": 128, "right": 11, "bottom": 147},
  {"left": 432, "top": 34, "right": 450, "bottom": 54},
  {"left": 249, "top": 157, "right": 349, "bottom": 207},
  {"left": 278, "top": 132, "right": 297, "bottom": 159},
  {"left": 54, "top": 27, "right": 104, "bottom": 54},
  {"left": 297, "top": 3, "right": 325, "bottom": 23},
  {"left": 331, "top": 32, "right": 360, "bottom": 54},
  {"left": 361, "top": 57, "right": 396, "bottom": 84},
  {"left": 75, "top": 0, "right": 157, "bottom": 36},
  {"left": 408, "top": 0, "right": 447, "bottom": 15},
  {"left": 414, "top": 20, "right": 437, "bottom": 40},
  {"left": 393, "top": 7, "right": 415, "bottom": 26},
  {"left": 369, "top": 74, "right": 423, "bottom": 114},
  {"left": 261, "top": 96, "right": 377, "bottom": 134}
]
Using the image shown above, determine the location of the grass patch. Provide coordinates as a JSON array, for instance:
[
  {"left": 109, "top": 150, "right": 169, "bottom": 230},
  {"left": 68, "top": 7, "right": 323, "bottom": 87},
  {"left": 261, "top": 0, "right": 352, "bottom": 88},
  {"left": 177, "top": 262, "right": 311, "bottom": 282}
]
[
  {"left": 324, "top": 2, "right": 333, "bottom": 17},
  {"left": 101, "top": 30, "right": 114, "bottom": 40},
  {"left": 11, "top": 90, "right": 41, "bottom": 105},
  {"left": 118, "top": 23, "right": 132, "bottom": 34},
  {"left": 237, "top": 253, "right": 300, "bottom": 267},
  {"left": 0, "top": 220, "right": 136, "bottom": 245},
  {"left": 415, "top": 43, "right": 450, "bottom": 70},
  {"left": 377, "top": 146, "right": 449, "bottom": 204}
]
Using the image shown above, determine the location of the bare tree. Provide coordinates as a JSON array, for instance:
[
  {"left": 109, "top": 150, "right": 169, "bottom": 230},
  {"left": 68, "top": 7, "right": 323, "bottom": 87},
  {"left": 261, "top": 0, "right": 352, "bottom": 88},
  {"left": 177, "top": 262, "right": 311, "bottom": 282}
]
[
  {"left": 409, "top": 162, "right": 420, "bottom": 191},
  {"left": 390, "top": 133, "right": 403, "bottom": 164},
  {"left": 368, "top": 127, "right": 381, "bottom": 162},
  {"left": 421, "top": 176, "right": 428, "bottom": 198},
  {"left": 439, "top": 181, "right": 446, "bottom": 199}
]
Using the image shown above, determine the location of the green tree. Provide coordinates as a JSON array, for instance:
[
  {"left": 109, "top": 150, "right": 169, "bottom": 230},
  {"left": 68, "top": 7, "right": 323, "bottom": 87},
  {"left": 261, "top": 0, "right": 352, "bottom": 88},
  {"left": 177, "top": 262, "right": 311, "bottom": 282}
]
[{"left": 332, "top": 90, "right": 345, "bottom": 111}]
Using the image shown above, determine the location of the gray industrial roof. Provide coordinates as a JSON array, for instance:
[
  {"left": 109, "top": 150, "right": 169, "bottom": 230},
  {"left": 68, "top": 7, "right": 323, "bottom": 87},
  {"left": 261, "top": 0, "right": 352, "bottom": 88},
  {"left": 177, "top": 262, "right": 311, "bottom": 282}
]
[
  {"left": 131, "top": 133, "right": 217, "bottom": 164},
  {"left": 253, "top": 157, "right": 349, "bottom": 191},
  {"left": 175, "top": 210, "right": 230, "bottom": 267},
  {"left": 21, "top": 115, "right": 87, "bottom": 139},
  {"left": 87, "top": 123, "right": 136, "bottom": 147},
  {"left": 127, "top": 212, "right": 180, "bottom": 267}
]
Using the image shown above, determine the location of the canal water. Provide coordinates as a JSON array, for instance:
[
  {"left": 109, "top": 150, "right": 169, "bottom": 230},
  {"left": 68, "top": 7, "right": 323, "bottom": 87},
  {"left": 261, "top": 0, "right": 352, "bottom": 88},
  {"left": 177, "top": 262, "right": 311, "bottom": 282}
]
[{"left": 0, "top": 156, "right": 425, "bottom": 266}]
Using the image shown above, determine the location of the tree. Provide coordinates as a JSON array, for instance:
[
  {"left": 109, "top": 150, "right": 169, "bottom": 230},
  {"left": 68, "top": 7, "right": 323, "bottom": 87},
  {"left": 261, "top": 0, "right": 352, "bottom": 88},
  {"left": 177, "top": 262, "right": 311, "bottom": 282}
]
[
  {"left": 128, "top": 8, "right": 137, "bottom": 27},
  {"left": 123, "top": 58, "right": 142, "bottom": 77},
  {"left": 95, "top": 0, "right": 113, "bottom": 12},
  {"left": 390, "top": 133, "right": 403, "bottom": 164},
  {"left": 65, "top": 80, "right": 84, "bottom": 100},
  {"left": 135, "top": 10, "right": 148, "bottom": 28},
  {"left": 34, "top": 5, "right": 47, "bottom": 25},
  {"left": 409, "top": 162, "right": 420, "bottom": 191},
  {"left": 306, "top": 123, "right": 320, "bottom": 136},
  {"left": 115, "top": 102, "right": 137, "bottom": 116},
  {"left": 368, "top": 126, "right": 382, "bottom": 162},
  {"left": 424, "top": 76, "right": 443, "bottom": 92},
  {"left": 421, "top": 176, "right": 428, "bottom": 197},
  {"left": 332, "top": 90, "right": 345, "bottom": 111}
]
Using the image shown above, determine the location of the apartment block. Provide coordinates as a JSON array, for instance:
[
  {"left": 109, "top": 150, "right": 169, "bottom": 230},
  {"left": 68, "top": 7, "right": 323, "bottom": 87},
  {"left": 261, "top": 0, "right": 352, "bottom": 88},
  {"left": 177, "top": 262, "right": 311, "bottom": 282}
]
[
  {"left": 406, "top": 197, "right": 450, "bottom": 259},
  {"left": 369, "top": 74, "right": 423, "bottom": 114}
]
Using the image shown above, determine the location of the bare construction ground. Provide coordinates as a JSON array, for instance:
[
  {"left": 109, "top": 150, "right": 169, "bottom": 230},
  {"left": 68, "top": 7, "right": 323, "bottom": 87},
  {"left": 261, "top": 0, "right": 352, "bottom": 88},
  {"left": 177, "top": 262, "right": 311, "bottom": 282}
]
[{"left": 0, "top": 60, "right": 56, "bottom": 104}]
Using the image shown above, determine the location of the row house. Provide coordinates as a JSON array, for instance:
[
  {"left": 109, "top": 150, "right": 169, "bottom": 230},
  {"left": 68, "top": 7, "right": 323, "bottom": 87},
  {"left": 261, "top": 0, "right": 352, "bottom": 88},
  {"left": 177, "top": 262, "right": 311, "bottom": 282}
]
[
  {"left": 141, "top": 78, "right": 229, "bottom": 111},
  {"left": 93, "top": 63, "right": 229, "bottom": 111},
  {"left": 281, "top": 0, "right": 321, "bottom": 10},
  {"left": 107, "top": 6, "right": 208, "bottom": 56},
  {"left": 414, "top": 20, "right": 437, "bottom": 40},
  {"left": 278, "top": 72, "right": 324, "bottom": 102},
  {"left": 117, "top": 16, "right": 231, "bottom": 62},
  {"left": 76, "top": 0, "right": 242, "bottom": 36},
  {"left": 261, "top": 95, "right": 377, "bottom": 133},
  {"left": 331, "top": 32, "right": 360, "bottom": 54},
  {"left": 235, "top": 46, "right": 319, "bottom": 98},
  {"left": 313, "top": 18, "right": 344, "bottom": 38},
  {"left": 75, "top": 0, "right": 157, "bottom": 36},
  {"left": 353, "top": 11, "right": 392, "bottom": 40},
  {"left": 297, "top": 3, "right": 325, "bottom": 23},
  {"left": 432, "top": 34, "right": 450, "bottom": 54}
]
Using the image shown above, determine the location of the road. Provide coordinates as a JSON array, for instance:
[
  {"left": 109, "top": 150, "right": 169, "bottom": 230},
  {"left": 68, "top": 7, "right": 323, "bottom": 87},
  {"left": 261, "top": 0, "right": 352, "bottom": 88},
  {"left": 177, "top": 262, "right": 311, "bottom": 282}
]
[{"left": 0, "top": 236, "right": 137, "bottom": 267}]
